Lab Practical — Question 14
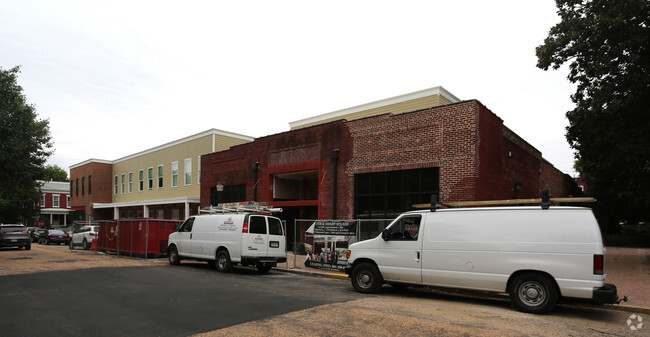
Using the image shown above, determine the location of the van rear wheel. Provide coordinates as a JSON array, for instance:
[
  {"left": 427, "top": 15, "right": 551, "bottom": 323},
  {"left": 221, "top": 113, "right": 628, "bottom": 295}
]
[
  {"left": 351, "top": 262, "right": 383, "bottom": 293},
  {"left": 216, "top": 251, "right": 233, "bottom": 272},
  {"left": 509, "top": 272, "right": 558, "bottom": 314}
]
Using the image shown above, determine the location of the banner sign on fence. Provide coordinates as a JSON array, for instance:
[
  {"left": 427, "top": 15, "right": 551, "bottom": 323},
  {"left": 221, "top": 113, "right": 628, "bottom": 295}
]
[{"left": 313, "top": 221, "right": 356, "bottom": 236}]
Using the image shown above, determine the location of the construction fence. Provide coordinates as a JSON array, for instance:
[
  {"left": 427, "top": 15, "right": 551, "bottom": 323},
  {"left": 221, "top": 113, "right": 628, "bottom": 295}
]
[
  {"left": 94, "top": 219, "right": 183, "bottom": 259},
  {"left": 287, "top": 218, "right": 394, "bottom": 271}
]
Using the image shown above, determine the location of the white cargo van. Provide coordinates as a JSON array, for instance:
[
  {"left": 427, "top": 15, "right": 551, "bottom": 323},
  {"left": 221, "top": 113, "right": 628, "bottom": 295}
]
[
  {"left": 345, "top": 206, "right": 620, "bottom": 313},
  {"left": 167, "top": 213, "right": 286, "bottom": 273}
]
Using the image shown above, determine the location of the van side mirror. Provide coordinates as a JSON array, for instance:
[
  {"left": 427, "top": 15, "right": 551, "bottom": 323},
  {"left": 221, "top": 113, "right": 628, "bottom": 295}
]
[
  {"left": 381, "top": 229, "right": 390, "bottom": 241},
  {"left": 176, "top": 224, "right": 181, "bottom": 231}
]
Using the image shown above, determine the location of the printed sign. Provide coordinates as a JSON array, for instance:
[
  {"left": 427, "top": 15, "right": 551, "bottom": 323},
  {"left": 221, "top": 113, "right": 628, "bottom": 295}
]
[{"left": 313, "top": 221, "right": 355, "bottom": 236}]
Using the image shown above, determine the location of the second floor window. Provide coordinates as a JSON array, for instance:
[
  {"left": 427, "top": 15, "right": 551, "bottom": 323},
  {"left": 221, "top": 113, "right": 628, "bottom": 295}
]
[
  {"left": 148, "top": 168, "right": 154, "bottom": 190},
  {"left": 172, "top": 161, "right": 178, "bottom": 187},
  {"left": 114, "top": 176, "right": 118, "bottom": 195},
  {"left": 158, "top": 165, "right": 164, "bottom": 188},
  {"left": 53, "top": 195, "right": 60, "bottom": 208},
  {"left": 121, "top": 174, "right": 126, "bottom": 194},
  {"left": 128, "top": 172, "right": 133, "bottom": 193},
  {"left": 139, "top": 170, "right": 144, "bottom": 192},
  {"left": 184, "top": 158, "right": 192, "bottom": 185}
]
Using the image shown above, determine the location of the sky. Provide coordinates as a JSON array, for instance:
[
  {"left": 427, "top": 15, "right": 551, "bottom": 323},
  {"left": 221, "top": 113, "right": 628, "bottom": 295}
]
[{"left": 1, "top": 0, "right": 578, "bottom": 176}]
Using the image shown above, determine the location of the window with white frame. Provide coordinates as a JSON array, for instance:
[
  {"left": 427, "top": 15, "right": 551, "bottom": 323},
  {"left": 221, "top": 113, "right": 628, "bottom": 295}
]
[
  {"left": 139, "top": 169, "right": 144, "bottom": 192},
  {"left": 121, "top": 174, "right": 126, "bottom": 194},
  {"left": 172, "top": 161, "right": 178, "bottom": 187},
  {"left": 197, "top": 156, "right": 201, "bottom": 184},
  {"left": 148, "top": 167, "right": 154, "bottom": 190},
  {"left": 184, "top": 158, "right": 192, "bottom": 185},
  {"left": 128, "top": 172, "right": 133, "bottom": 193},
  {"left": 158, "top": 165, "right": 164, "bottom": 188},
  {"left": 67, "top": 195, "right": 70, "bottom": 208},
  {"left": 53, "top": 194, "right": 60, "bottom": 208},
  {"left": 114, "top": 176, "right": 118, "bottom": 195},
  {"left": 40, "top": 194, "right": 45, "bottom": 207}
]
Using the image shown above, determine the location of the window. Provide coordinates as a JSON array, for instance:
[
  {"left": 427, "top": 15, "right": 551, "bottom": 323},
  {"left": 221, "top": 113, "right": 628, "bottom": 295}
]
[
  {"left": 385, "top": 215, "right": 421, "bottom": 241},
  {"left": 184, "top": 158, "right": 192, "bottom": 185},
  {"left": 171, "top": 161, "right": 178, "bottom": 187},
  {"left": 158, "top": 165, "right": 164, "bottom": 188},
  {"left": 179, "top": 217, "right": 194, "bottom": 232},
  {"left": 210, "top": 184, "right": 246, "bottom": 205},
  {"left": 66, "top": 195, "right": 70, "bottom": 208},
  {"left": 355, "top": 167, "right": 439, "bottom": 219},
  {"left": 40, "top": 194, "right": 45, "bottom": 207},
  {"left": 148, "top": 168, "right": 153, "bottom": 190},
  {"left": 82, "top": 177, "right": 85, "bottom": 196},
  {"left": 197, "top": 156, "right": 201, "bottom": 185},
  {"left": 249, "top": 216, "right": 267, "bottom": 234},
  {"left": 128, "top": 172, "right": 133, "bottom": 193},
  {"left": 53, "top": 195, "right": 60, "bottom": 208},
  {"left": 114, "top": 176, "right": 118, "bottom": 195},
  {"left": 138, "top": 169, "right": 144, "bottom": 192},
  {"left": 70, "top": 181, "right": 73, "bottom": 196},
  {"left": 268, "top": 217, "right": 283, "bottom": 235},
  {"left": 88, "top": 175, "right": 92, "bottom": 195},
  {"left": 121, "top": 174, "right": 126, "bottom": 194}
]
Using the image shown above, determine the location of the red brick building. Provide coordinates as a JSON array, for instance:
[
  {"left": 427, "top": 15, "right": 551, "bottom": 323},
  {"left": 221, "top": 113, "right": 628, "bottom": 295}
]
[
  {"left": 200, "top": 97, "right": 580, "bottom": 245},
  {"left": 68, "top": 160, "right": 113, "bottom": 223}
]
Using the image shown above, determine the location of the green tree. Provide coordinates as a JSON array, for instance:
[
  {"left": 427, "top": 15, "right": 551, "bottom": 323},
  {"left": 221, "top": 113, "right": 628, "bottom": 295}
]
[
  {"left": 0, "top": 66, "right": 53, "bottom": 223},
  {"left": 536, "top": 0, "right": 650, "bottom": 232},
  {"left": 43, "top": 164, "right": 69, "bottom": 182}
]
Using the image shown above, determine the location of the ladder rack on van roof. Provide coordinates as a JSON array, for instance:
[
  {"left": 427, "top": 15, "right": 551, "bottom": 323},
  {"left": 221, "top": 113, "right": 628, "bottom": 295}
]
[
  {"left": 414, "top": 190, "right": 596, "bottom": 211},
  {"left": 199, "top": 202, "right": 283, "bottom": 214}
]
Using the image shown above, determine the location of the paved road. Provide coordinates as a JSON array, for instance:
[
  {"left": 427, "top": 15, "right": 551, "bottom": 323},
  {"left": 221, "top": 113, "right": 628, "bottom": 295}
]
[
  {"left": 1, "top": 245, "right": 646, "bottom": 336},
  {"left": 1, "top": 264, "right": 365, "bottom": 337}
]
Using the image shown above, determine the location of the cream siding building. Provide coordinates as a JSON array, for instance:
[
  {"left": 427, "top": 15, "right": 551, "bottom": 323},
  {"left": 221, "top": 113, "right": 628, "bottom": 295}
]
[
  {"left": 289, "top": 86, "right": 460, "bottom": 130},
  {"left": 71, "top": 129, "right": 253, "bottom": 221}
]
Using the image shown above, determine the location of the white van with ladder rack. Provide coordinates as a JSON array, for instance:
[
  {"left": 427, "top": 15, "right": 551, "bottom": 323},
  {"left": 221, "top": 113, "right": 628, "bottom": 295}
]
[
  {"left": 345, "top": 192, "right": 624, "bottom": 313},
  {"left": 167, "top": 202, "right": 286, "bottom": 273}
]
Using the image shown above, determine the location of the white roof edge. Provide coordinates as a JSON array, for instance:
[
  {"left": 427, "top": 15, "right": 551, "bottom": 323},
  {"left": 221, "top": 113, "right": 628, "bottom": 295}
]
[
  {"left": 92, "top": 197, "right": 201, "bottom": 209},
  {"left": 289, "top": 86, "right": 460, "bottom": 129},
  {"left": 71, "top": 129, "right": 255, "bottom": 168},
  {"left": 70, "top": 159, "right": 113, "bottom": 169},
  {"left": 113, "top": 129, "right": 254, "bottom": 163}
]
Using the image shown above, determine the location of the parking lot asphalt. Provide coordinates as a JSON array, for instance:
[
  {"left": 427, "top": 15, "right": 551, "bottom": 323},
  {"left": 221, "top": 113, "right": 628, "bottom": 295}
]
[{"left": 280, "top": 247, "right": 650, "bottom": 313}]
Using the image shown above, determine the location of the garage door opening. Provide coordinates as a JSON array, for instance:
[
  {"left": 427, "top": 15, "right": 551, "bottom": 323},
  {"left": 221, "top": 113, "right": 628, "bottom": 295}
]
[{"left": 273, "top": 170, "right": 318, "bottom": 201}]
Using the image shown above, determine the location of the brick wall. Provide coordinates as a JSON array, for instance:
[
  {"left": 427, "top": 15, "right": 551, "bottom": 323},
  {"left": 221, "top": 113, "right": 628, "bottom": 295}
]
[
  {"left": 201, "top": 121, "right": 354, "bottom": 219},
  {"left": 346, "top": 101, "right": 481, "bottom": 202},
  {"left": 70, "top": 162, "right": 113, "bottom": 221}
]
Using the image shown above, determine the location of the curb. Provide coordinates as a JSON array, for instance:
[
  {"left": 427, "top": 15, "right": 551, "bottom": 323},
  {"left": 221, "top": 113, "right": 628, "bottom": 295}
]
[{"left": 275, "top": 267, "right": 650, "bottom": 314}]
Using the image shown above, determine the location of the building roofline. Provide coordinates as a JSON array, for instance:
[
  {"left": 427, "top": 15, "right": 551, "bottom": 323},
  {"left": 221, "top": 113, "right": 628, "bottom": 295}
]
[
  {"left": 69, "top": 159, "right": 113, "bottom": 169},
  {"left": 289, "top": 86, "right": 460, "bottom": 129},
  {"left": 70, "top": 129, "right": 254, "bottom": 169},
  {"left": 92, "top": 197, "right": 201, "bottom": 209},
  {"left": 113, "top": 129, "right": 254, "bottom": 163}
]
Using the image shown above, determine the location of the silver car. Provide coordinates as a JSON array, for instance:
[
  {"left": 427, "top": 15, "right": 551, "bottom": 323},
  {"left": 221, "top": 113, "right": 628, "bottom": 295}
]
[{"left": 0, "top": 224, "right": 31, "bottom": 250}]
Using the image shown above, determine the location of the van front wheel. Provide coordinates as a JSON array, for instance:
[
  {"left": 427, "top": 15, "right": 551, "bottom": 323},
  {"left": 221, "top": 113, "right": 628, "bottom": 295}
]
[
  {"left": 509, "top": 273, "right": 558, "bottom": 314},
  {"left": 351, "top": 262, "right": 383, "bottom": 293},
  {"left": 216, "top": 251, "right": 233, "bottom": 272}
]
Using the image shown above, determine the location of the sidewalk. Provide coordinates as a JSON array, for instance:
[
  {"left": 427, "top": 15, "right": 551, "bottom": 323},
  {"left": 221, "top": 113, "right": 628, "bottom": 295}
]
[{"left": 279, "top": 247, "right": 650, "bottom": 310}]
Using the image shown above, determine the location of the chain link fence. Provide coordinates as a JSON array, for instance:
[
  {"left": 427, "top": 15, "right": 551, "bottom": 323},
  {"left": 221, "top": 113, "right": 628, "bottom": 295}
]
[{"left": 287, "top": 218, "right": 394, "bottom": 270}]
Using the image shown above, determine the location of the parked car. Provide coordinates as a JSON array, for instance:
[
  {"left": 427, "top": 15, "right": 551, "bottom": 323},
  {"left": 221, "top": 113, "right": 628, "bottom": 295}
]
[
  {"left": 0, "top": 224, "right": 31, "bottom": 250},
  {"left": 39, "top": 229, "right": 70, "bottom": 245},
  {"left": 32, "top": 228, "right": 47, "bottom": 242},
  {"left": 69, "top": 225, "right": 99, "bottom": 250}
]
